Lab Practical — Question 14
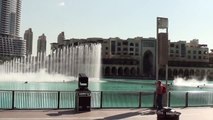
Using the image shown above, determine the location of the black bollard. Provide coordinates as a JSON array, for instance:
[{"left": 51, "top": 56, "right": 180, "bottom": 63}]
[{"left": 75, "top": 73, "right": 91, "bottom": 112}]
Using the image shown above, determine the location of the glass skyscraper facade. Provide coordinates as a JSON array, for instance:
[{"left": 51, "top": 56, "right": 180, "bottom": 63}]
[
  {"left": 0, "top": 0, "right": 21, "bottom": 37},
  {"left": 0, "top": 0, "right": 25, "bottom": 62}
]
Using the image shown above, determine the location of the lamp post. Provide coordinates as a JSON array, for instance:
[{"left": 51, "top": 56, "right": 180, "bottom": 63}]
[{"left": 156, "top": 17, "right": 169, "bottom": 107}]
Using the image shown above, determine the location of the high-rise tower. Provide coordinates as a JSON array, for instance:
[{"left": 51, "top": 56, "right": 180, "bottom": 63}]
[
  {"left": 0, "top": 0, "right": 21, "bottom": 37},
  {"left": 24, "top": 28, "right": 33, "bottom": 55},
  {"left": 37, "top": 34, "right": 46, "bottom": 54},
  {"left": 0, "top": 0, "right": 25, "bottom": 62},
  {"left": 57, "top": 32, "right": 65, "bottom": 44}
]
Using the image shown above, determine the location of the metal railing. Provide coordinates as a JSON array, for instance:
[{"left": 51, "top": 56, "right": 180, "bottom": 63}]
[
  {"left": 168, "top": 91, "right": 213, "bottom": 107},
  {"left": 0, "top": 90, "right": 213, "bottom": 109}
]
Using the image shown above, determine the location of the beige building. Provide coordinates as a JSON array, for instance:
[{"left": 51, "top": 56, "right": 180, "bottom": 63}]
[
  {"left": 51, "top": 37, "right": 157, "bottom": 78},
  {"left": 50, "top": 36, "right": 213, "bottom": 79},
  {"left": 165, "top": 39, "right": 210, "bottom": 79},
  {"left": 102, "top": 37, "right": 156, "bottom": 78}
]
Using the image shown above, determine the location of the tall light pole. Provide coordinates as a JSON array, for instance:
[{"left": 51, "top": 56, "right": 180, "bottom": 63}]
[{"left": 156, "top": 17, "right": 169, "bottom": 106}]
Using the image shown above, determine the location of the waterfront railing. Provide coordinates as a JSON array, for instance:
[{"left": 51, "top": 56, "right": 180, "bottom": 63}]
[{"left": 0, "top": 90, "right": 213, "bottom": 109}]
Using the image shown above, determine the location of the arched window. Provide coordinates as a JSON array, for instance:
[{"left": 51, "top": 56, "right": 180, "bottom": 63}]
[
  {"left": 130, "top": 68, "right": 136, "bottom": 76},
  {"left": 111, "top": 67, "right": 117, "bottom": 76},
  {"left": 105, "top": 67, "right": 110, "bottom": 76},
  {"left": 118, "top": 67, "right": 123, "bottom": 76},
  {"left": 124, "top": 67, "right": 130, "bottom": 76}
]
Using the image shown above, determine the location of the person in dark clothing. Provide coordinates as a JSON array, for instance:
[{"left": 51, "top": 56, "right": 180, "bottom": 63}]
[{"left": 156, "top": 80, "right": 164, "bottom": 110}]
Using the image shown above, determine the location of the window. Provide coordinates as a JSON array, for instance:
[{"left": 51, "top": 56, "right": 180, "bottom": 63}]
[
  {"left": 198, "top": 56, "right": 201, "bottom": 59},
  {"left": 117, "top": 47, "right": 121, "bottom": 51},
  {"left": 176, "top": 50, "right": 179, "bottom": 54},
  {"left": 117, "top": 42, "right": 121, "bottom": 46},
  {"left": 198, "top": 51, "right": 201, "bottom": 54},
  {"left": 188, "top": 50, "right": 191, "bottom": 54},
  {"left": 193, "top": 50, "right": 196, "bottom": 54},
  {"left": 188, "top": 56, "right": 191, "bottom": 59},
  {"left": 105, "top": 47, "right": 108, "bottom": 50},
  {"left": 111, "top": 41, "right": 115, "bottom": 52},
  {"left": 130, "top": 48, "right": 134, "bottom": 51},
  {"left": 123, "top": 48, "right": 128, "bottom": 51},
  {"left": 170, "top": 43, "right": 174, "bottom": 47},
  {"left": 123, "top": 41, "right": 128, "bottom": 45},
  {"left": 193, "top": 56, "right": 196, "bottom": 59},
  {"left": 170, "top": 50, "right": 174, "bottom": 53},
  {"left": 176, "top": 45, "right": 179, "bottom": 48},
  {"left": 130, "top": 43, "right": 134, "bottom": 46},
  {"left": 135, "top": 43, "right": 139, "bottom": 47}
]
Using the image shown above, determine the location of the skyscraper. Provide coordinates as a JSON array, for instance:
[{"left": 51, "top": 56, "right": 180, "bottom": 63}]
[
  {"left": 0, "top": 0, "right": 21, "bottom": 37},
  {"left": 24, "top": 28, "right": 33, "bottom": 55},
  {"left": 57, "top": 32, "right": 65, "bottom": 44},
  {"left": 37, "top": 34, "right": 46, "bottom": 54},
  {"left": 0, "top": 0, "right": 25, "bottom": 62}
]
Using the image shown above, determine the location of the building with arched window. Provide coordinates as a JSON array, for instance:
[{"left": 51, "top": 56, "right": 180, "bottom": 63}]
[
  {"left": 100, "top": 37, "right": 156, "bottom": 78},
  {"left": 50, "top": 34, "right": 213, "bottom": 80},
  {"left": 167, "top": 39, "right": 211, "bottom": 80},
  {"left": 51, "top": 36, "right": 157, "bottom": 79}
]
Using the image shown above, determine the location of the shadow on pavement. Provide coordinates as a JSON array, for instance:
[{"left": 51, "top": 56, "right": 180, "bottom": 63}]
[
  {"left": 95, "top": 109, "right": 156, "bottom": 120},
  {"left": 47, "top": 110, "right": 88, "bottom": 116},
  {"left": 140, "top": 109, "right": 156, "bottom": 116},
  {"left": 97, "top": 112, "right": 141, "bottom": 120}
]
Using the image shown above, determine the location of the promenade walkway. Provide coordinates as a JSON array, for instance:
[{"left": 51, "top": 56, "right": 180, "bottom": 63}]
[{"left": 0, "top": 107, "right": 212, "bottom": 120}]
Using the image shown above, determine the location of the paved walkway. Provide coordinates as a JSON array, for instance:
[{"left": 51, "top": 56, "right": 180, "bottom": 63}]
[{"left": 0, "top": 107, "right": 213, "bottom": 120}]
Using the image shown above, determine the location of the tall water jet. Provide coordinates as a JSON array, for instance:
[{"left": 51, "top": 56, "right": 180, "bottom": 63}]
[{"left": 0, "top": 43, "right": 102, "bottom": 82}]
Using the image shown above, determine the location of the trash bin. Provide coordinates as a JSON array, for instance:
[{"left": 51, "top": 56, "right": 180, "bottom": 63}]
[
  {"left": 75, "top": 73, "right": 91, "bottom": 112},
  {"left": 157, "top": 107, "right": 181, "bottom": 120},
  {"left": 75, "top": 89, "right": 91, "bottom": 112}
]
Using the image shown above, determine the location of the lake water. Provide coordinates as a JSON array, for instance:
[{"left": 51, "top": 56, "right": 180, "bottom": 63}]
[{"left": 0, "top": 78, "right": 212, "bottom": 92}]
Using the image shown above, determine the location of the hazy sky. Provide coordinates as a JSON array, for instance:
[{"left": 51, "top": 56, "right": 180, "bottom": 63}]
[{"left": 20, "top": 0, "right": 213, "bottom": 55}]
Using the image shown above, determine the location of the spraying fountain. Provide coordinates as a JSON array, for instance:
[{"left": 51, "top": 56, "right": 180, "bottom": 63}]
[{"left": 0, "top": 43, "right": 102, "bottom": 82}]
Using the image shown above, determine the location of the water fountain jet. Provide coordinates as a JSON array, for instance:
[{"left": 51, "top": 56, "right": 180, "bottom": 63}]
[{"left": 0, "top": 43, "right": 102, "bottom": 82}]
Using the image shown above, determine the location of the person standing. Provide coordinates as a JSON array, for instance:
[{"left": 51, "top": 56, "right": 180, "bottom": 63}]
[{"left": 156, "top": 80, "right": 165, "bottom": 110}]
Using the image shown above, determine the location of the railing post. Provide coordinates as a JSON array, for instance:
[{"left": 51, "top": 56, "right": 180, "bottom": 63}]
[
  {"left": 100, "top": 91, "right": 103, "bottom": 108},
  {"left": 57, "top": 91, "right": 60, "bottom": 109},
  {"left": 153, "top": 92, "right": 156, "bottom": 108},
  {"left": 168, "top": 92, "right": 171, "bottom": 107},
  {"left": 139, "top": 92, "right": 142, "bottom": 108},
  {"left": 12, "top": 91, "right": 15, "bottom": 109},
  {"left": 185, "top": 92, "right": 188, "bottom": 107}
]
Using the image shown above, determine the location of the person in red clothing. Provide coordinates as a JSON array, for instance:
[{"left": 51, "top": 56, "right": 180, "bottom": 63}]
[{"left": 156, "top": 80, "right": 165, "bottom": 110}]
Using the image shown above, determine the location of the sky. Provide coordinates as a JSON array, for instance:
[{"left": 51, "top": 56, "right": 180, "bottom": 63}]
[{"left": 20, "top": 0, "right": 213, "bottom": 55}]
